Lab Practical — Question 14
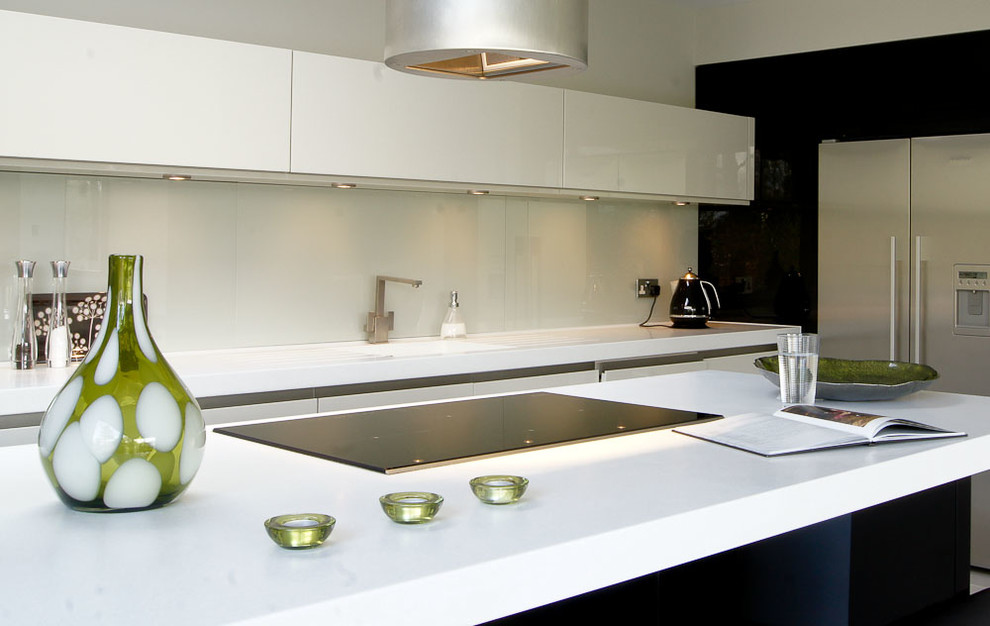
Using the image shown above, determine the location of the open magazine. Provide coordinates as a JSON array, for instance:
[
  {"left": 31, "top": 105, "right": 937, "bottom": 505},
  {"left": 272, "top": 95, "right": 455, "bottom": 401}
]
[{"left": 673, "top": 404, "right": 965, "bottom": 457}]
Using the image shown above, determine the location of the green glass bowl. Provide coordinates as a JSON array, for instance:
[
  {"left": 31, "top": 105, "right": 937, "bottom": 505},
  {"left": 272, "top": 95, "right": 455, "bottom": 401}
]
[
  {"left": 380, "top": 492, "right": 443, "bottom": 524},
  {"left": 264, "top": 513, "right": 336, "bottom": 549},
  {"left": 470, "top": 475, "right": 529, "bottom": 505},
  {"left": 754, "top": 356, "right": 939, "bottom": 401}
]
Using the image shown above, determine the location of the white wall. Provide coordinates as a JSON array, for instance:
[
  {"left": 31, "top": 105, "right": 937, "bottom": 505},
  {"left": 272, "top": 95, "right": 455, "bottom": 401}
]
[
  {"left": 0, "top": 173, "right": 697, "bottom": 355},
  {"left": 515, "top": 0, "right": 698, "bottom": 106},
  {"left": 5, "top": 0, "right": 990, "bottom": 102},
  {"left": 0, "top": 0, "right": 699, "bottom": 107},
  {"left": 0, "top": 0, "right": 386, "bottom": 63},
  {"left": 696, "top": 0, "right": 990, "bottom": 64}
]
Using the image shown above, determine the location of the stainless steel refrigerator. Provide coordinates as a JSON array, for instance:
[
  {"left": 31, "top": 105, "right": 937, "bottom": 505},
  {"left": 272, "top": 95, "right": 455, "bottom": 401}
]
[{"left": 819, "top": 135, "right": 990, "bottom": 567}]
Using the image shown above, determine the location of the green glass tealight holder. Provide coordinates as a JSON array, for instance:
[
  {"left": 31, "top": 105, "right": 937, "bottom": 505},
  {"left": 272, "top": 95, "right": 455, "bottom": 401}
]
[
  {"left": 470, "top": 475, "right": 529, "bottom": 505},
  {"left": 265, "top": 513, "right": 336, "bottom": 549},
  {"left": 379, "top": 492, "right": 443, "bottom": 524}
]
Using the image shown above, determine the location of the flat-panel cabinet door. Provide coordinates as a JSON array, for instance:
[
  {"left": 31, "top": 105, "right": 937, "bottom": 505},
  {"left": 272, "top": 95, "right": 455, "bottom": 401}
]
[
  {"left": 911, "top": 134, "right": 990, "bottom": 395},
  {"left": 563, "top": 90, "right": 754, "bottom": 201},
  {"left": 472, "top": 370, "right": 599, "bottom": 395},
  {"left": 704, "top": 350, "right": 777, "bottom": 373},
  {"left": 201, "top": 399, "right": 319, "bottom": 426},
  {"left": 291, "top": 53, "right": 564, "bottom": 188},
  {"left": 818, "top": 139, "right": 911, "bottom": 361},
  {"left": 0, "top": 10, "right": 291, "bottom": 171},
  {"left": 316, "top": 384, "right": 475, "bottom": 413},
  {"left": 599, "top": 362, "right": 704, "bottom": 382}
]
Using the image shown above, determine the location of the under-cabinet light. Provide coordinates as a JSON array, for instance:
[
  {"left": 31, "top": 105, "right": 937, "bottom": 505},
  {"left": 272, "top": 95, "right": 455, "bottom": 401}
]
[
  {"left": 163, "top": 174, "right": 192, "bottom": 181},
  {"left": 579, "top": 195, "right": 599, "bottom": 201},
  {"left": 468, "top": 189, "right": 490, "bottom": 195},
  {"left": 332, "top": 183, "right": 357, "bottom": 189}
]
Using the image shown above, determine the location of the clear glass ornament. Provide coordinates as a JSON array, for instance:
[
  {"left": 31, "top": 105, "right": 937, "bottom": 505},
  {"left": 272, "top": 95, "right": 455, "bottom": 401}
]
[{"left": 11, "top": 260, "right": 37, "bottom": 370}]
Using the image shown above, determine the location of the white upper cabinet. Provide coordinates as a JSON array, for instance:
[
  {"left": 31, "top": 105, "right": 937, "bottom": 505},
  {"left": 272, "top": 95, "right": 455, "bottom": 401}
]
[
  {"left": 0, "top": 10, "right": 291, "bottom": 171},
  {"left": 0, "top": 9, "right": 753, "bottom": 200},
  {"left": 563, "top": 90, "right": 754, "bottom": 201},
  {"left": 290, "top": 52, "right": 564, "bottom": 188}
]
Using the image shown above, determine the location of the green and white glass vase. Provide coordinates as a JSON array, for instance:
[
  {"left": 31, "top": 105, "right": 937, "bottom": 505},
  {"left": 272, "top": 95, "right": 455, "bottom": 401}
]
[{"left": 37, "top": 254, "right": 205, "bottom": 512}]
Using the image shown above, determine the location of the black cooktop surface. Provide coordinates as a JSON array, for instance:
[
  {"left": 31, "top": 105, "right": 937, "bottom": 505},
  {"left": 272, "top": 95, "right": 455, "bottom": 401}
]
[{"left": 213, "top": 392, "right": 722, "bottom": 473}]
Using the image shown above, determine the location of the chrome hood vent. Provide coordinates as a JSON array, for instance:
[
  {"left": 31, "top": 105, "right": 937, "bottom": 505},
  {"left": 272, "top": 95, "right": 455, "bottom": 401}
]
[{"left": 384, "top": 0, "right": 589, "bottom": 80}]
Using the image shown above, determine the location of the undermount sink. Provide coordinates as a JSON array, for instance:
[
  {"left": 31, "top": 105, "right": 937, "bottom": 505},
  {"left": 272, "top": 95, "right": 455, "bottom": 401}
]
[{"left": 347, "top": 340, "right": 508, "bottom": 358}]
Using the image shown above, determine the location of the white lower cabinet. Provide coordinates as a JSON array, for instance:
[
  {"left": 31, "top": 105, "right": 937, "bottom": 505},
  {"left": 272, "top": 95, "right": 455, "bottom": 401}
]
[
  {"left": 599, "top": 348, "right": 774, "bottom": 381},
  {"left": 472, "top": 370, "right": 600, "bottom": 395},
  {"left": 201, "top": 399, "right": 318, "bottom": 426},
  {"left": 317, "top": 383, "right": 475, "bottom": 413},
  {"left": 704, "top": 350, "right": 776, "bottom": 373},
  {"left": 314, "top": 371, "right": 601, "bottom": 413},
  {"left": 600, "top": 361, "right": 706, "bottom": 382},
  {"left": 0, "top": 10, "right": 291, "bottom": 171},
  {"left": 0, "top": 426, "right": 38, "bottom": 448}
]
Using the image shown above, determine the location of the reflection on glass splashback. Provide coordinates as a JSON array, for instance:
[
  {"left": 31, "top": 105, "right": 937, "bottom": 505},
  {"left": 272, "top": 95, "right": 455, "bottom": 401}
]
[
  {"left": 699, "top": 204, "right": 813, "bottom": 330},
  {"left": 0, "top": 172, "right": 697, "bottom": 353}
]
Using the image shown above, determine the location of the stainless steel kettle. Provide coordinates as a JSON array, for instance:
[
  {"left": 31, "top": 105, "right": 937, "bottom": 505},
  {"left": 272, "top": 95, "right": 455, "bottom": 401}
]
[{"left": 669, "top": 268, "right": 720, "bottom": 328}]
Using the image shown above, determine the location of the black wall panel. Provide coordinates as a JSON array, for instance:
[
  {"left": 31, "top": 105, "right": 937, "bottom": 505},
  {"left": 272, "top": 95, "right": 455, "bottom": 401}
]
[{"left": 696, "top": 30, "right": 990, "bottom": 332}]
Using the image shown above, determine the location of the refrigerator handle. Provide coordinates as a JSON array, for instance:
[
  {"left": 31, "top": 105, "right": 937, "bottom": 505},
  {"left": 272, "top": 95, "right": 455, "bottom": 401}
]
[
  {"left": 913, "top": 235, "right": 923, "bottom": 364},
  {"left": 890, "top": 236, "right": 897, "bottom": 361}
]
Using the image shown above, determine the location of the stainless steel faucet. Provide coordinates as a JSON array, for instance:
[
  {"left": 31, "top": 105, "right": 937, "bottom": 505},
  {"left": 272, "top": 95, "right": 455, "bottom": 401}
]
[{"left": 366, "top": 275, "right": 423, "bottom": 343}]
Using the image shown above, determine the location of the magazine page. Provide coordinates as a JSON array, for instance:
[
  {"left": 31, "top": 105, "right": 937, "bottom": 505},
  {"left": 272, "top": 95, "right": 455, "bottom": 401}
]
[
  {"left": 674, "top": 412, "right": 866, "bottom": 456},
  {"left": 871, "top": 421, "right": 965, "bottom": 441},
  {"left": 775, "top": 405, "right": 894, "bottom": 438}
]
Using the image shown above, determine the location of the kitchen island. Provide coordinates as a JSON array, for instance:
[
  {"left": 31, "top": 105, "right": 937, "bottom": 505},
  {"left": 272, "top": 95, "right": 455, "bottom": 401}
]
[{"left": 1, "top": 370, "right": 988, "bottom": 624}]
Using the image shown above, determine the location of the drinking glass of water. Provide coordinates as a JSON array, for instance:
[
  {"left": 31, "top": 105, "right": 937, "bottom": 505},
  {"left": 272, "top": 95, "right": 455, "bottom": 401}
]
[{"left": 777, "top": 333, "right": 819, "bottom": 405}]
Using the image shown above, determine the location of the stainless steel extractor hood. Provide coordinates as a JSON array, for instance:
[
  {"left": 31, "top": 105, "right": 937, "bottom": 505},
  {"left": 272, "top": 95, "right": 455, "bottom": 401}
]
[{"left": 384, "top": 0, "right": 588, "bottom": 80}]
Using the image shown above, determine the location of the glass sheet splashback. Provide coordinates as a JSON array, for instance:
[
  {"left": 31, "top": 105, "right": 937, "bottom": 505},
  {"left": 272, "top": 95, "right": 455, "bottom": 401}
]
[{"left": 0, "top": 172, "right": 697, "bottom": 353}]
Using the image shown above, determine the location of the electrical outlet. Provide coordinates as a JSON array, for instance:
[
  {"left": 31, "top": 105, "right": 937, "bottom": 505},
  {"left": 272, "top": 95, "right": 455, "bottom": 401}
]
[
  {"left": 637, "top": 278, "right": 660, "bottom": 298},
  {"left": 735, "top": 276, "right": 754, "bottom": 295}
]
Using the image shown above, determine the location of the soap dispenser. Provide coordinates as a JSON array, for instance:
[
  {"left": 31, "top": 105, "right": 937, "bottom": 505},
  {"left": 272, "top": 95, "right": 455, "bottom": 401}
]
[{"left": 440, "top": 290, "right": 467, "bottom": 339}]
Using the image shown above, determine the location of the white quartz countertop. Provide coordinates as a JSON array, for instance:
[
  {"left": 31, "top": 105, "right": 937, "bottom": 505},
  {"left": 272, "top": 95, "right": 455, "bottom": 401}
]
[
  {"left": 2, "top": 370, "right": 990, "bottom": 625},
  {"left": 0, "top": 322, "right": 791, "bottom": 415}
]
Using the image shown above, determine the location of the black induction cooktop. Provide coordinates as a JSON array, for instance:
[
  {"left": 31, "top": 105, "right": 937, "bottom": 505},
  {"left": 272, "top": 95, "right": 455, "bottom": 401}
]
[{"left": 213, "top": 392, "right": 722, "bottom": 473}]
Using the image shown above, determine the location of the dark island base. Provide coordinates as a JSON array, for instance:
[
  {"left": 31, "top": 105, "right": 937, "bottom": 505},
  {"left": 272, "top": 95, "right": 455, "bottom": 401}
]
[{"left": 488, "top": 479, "right": 971, "bottom": 626}]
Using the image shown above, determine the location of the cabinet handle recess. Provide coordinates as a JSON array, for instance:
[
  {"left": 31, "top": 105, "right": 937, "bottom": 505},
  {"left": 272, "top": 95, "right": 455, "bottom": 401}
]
[
  {"left": 890, "top": 236, "right": 897, "bottom": 362},
  {"left": 913, "top": 235, "right": 923, "bottom": 364}
]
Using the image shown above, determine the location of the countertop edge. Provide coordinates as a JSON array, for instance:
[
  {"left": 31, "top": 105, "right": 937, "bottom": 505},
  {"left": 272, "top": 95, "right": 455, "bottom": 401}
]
[
  {"left": 0, "top": 322, "right": 795, "bottom": 416},
  {"left": 228, "top": 426, "right": 990, "bottom": 626}
]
